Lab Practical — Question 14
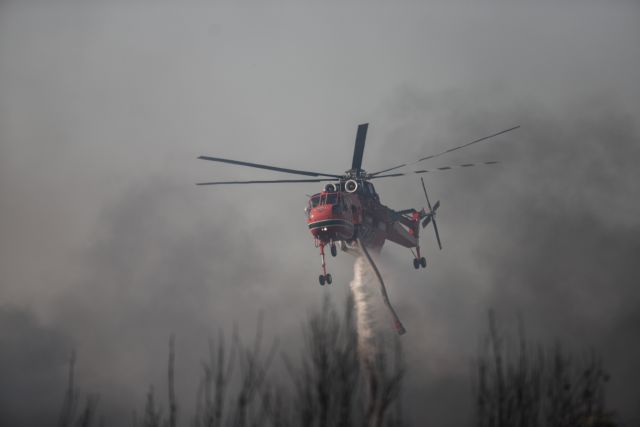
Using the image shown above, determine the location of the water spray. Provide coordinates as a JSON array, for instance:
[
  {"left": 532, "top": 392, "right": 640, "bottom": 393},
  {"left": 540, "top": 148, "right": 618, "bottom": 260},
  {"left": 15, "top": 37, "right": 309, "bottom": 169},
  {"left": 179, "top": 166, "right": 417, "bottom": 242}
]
[{"left": 356, "top": 239, "right": 406, "bottom": 336}]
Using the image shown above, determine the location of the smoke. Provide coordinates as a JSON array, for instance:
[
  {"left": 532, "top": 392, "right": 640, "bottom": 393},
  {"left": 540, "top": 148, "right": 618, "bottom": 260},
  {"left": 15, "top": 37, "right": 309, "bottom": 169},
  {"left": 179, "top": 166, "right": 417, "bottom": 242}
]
[
  {"left": 0, "top": 306, "right": 72, "bottom": 427},
  {"left": 1, "top": 1, "right": 637, "bottom": 424}
]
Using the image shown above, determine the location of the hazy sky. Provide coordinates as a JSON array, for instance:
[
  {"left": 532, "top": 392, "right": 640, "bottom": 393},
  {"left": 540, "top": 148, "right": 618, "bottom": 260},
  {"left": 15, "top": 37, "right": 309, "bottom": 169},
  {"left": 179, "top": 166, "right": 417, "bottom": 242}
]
[{"left": 1, "top": 1, "right": 639, "bottom": 425}]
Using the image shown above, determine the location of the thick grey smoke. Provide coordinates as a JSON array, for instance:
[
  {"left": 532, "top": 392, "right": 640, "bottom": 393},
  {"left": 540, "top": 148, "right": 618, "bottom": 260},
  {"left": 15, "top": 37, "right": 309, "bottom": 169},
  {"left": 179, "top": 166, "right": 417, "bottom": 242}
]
[
  {"left": 378, "top": 92, "right": 640, "bottom": 426},
  {"left": 0, "top": 307, "right": 71, "bottom": 427},
  {"left": 1, "top": 1, "right": 639, "bottom": 426}
]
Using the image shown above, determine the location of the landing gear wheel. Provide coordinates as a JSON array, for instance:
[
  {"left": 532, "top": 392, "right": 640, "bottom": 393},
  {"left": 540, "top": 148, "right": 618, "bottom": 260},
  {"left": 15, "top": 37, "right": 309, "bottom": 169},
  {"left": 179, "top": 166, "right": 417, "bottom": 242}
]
[
  {"left": 330, "top": 244, "right": 337, "bottom": 257},
  {"left": 319, "top": 275, "right": 326, "bottom": 286},
  {"left": 413, "top": 258, "right": 420, "bottom": 269},
  {"left": 325, "top": 274, "right": 333, "bottom": 285},
  {"left": 420, "top": 257, "right": 427, "bottom": 268}
]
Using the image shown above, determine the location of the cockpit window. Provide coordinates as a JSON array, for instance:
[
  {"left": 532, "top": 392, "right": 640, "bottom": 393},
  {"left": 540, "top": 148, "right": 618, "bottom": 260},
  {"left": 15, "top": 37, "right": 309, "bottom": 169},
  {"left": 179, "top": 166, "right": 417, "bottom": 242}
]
[{"left": 310, "top": 192, "right": 339, "bottom": 207}]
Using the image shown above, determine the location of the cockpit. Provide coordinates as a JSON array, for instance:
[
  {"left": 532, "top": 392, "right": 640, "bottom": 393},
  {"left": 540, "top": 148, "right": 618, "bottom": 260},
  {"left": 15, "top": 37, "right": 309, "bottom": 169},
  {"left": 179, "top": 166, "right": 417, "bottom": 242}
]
[
  {"left": 309, "top": 192, "right": 338, "bottom": 208},
  {"left": 310, "top": 194, "right": 321, "bottom": 208}
]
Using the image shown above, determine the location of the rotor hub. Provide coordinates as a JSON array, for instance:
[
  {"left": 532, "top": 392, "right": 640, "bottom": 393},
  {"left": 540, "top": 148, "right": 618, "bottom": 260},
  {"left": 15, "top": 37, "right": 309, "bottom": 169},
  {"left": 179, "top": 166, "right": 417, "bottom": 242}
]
[{"left": 344, "top": 169, "right": 368, "bottom": 180}]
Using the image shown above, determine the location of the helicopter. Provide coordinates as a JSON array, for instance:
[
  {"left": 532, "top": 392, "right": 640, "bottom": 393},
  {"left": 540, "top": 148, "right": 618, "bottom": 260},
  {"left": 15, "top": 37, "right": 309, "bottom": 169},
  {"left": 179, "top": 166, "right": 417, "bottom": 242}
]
[{"left": 197, "top": 123, "right": 519, "bottom": 286}]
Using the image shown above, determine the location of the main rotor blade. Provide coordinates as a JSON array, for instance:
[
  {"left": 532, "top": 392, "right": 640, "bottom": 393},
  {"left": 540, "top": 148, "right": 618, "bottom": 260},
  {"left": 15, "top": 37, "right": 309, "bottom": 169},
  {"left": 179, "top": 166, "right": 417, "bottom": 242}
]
[
  {"left": 198, "top": 156, "right": 341, "bottom": 178},
  {"left": 369, "top": 125, "right": 519, "bottom": 176},
  {"left": 368, "top": 161, "right": 500, "bottom": 179},
  {"left": 351, "top": 123, "right": 368, "bottom": 171},
  {"left": 196, "top": 178, "right": 336, "bottom": 185},
  {"left": 368, "top": 173, "right": 406, "bottom": 180}
]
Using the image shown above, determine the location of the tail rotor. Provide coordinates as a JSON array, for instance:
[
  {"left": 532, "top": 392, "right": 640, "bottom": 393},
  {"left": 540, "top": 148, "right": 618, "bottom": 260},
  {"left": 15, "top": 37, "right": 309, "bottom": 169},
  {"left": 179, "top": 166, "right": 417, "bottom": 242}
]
[{"left": 420, "top": 178, "right": 442, "bottom": 250}]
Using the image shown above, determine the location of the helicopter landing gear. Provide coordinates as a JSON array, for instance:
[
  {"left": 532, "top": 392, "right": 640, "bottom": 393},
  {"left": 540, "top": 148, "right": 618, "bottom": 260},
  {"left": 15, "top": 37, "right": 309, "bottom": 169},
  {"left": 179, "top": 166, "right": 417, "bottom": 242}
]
[
  {"left": 330, "top": 243, "right": 337, "bottom": 257},
  {"left": 413, "top": 256, "right": 427, "bottom": 269},
  {"left": 318, "top": 274, "right": 333, "bottom": 286},
  {"left": 318, "top": 243, "right": 334, "bottom": 285},
  {"left": 412, "top": 247, "right": 427, "bottom": 269}
]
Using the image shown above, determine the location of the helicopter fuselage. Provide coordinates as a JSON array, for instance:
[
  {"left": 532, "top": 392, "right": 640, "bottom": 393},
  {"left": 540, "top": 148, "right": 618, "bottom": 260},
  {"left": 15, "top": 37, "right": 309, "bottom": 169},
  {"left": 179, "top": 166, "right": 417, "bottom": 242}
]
[{"left": 306, "top": 179, "right": 419, "bottom": 253}]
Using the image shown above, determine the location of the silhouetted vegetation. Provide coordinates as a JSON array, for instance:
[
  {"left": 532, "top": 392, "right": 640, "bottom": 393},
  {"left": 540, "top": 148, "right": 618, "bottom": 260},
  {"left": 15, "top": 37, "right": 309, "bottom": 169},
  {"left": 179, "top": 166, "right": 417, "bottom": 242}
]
[
  {"left": 56, "top": 302, "right": 618, "bottom": 426},
  {"left": 473, "top": 310, "right": 617, "bottom": 427},
  {"left": 58, "top": 295, "right": 404, "bottom": 427},
  {"left": 58, "top": 350, "right": 101, "bottom": 427},
  {"left": 281, "top": 297, "right": 404, "bottom": 427}
]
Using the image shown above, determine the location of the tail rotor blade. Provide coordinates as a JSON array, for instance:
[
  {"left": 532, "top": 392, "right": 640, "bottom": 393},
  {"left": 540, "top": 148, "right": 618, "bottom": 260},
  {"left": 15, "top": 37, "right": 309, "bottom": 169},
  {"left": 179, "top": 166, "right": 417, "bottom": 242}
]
[
  {"left": 420, "top": 177, "right": 433, "bottom": 212},
  {"left": 432, "top": 218, "right": 443, "bottom": 250},
  {"left": 420, "top": 177, "right": 442, "bottom": 248}
]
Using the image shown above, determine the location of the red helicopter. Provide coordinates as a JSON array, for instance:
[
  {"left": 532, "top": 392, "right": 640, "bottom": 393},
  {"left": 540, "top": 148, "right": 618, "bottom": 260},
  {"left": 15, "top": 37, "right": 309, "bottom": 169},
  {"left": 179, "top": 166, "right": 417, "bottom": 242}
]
[{"left": 197, "top": 123, "right": 519, "bottom": 285}]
